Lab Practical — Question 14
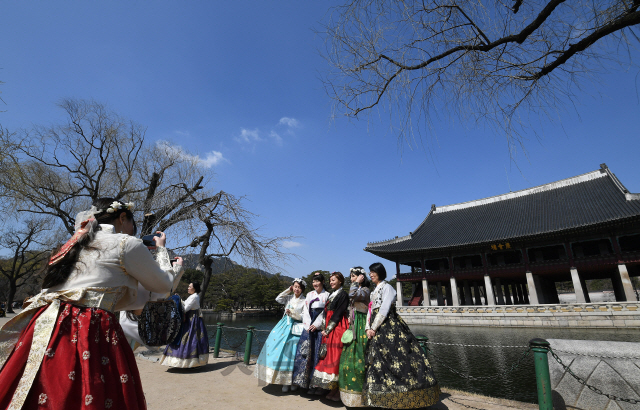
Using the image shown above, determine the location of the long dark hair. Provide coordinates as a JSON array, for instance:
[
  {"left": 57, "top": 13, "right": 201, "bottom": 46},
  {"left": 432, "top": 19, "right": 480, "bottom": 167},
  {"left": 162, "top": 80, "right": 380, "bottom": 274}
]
[{"left": 42, "top": 198, "right": 136, "bottom": 289}]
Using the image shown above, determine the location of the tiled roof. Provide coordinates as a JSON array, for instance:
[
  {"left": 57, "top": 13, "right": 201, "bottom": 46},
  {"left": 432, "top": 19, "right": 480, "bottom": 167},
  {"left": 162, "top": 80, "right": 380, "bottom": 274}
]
[{"left": 366, "top": 164, "right": 640, "bottom": 255}]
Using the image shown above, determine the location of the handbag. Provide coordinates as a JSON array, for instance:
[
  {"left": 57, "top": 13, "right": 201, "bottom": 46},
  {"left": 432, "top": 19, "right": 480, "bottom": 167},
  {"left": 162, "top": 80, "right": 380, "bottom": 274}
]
[
  {"left": 341, "top": 302, "right": 356, "bottom": 345},
  {"left": 138, "top": 297, "right": 181, "bottom": 346}
]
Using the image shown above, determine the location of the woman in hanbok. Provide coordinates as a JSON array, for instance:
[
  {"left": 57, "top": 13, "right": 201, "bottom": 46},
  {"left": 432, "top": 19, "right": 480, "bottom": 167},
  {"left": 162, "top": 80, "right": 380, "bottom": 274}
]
[
  {"left": 292, "top": 274, "right": 328, "bottom": 394},
  {"left": 310, "top": 271, "right": 349, "bottom": 401},
  {"left": 159, "top": 282, "right": 209, "bottom": 368},
  {"left": 363, "top": 263, "right": 441, "bottom": 409},
  {"left": 338, "top": 267, "right": 371, "bottom": 406},
  {"left": 255, "top": 278, "right": 306, "bottom": 392},
  {"left": 0, "top": 198, "right": 182, "bottom": 410}
]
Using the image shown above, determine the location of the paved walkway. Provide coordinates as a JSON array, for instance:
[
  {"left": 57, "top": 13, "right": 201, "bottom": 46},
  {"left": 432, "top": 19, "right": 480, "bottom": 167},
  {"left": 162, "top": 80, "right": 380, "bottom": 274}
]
[
  {"left": 1, "top": 312, "right": 537, "bottom": 410},
  {"left": 136, "top": 352, "right": 537, "bottom": 410}
]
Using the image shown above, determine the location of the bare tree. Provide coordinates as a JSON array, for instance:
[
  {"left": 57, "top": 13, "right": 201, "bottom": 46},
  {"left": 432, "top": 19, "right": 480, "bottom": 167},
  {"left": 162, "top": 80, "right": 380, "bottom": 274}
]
[
  {"left": 0, "top": 99, "right": 296, "bottom": 301},
  {"left": 321, "top": 0, "right": 640, "bottom": 151},
  {"left": 0, "top": 218, "right": 49, "bottom": 313},
  {"left": 179, "top": 192, "right": 295, "bottom": 296}
]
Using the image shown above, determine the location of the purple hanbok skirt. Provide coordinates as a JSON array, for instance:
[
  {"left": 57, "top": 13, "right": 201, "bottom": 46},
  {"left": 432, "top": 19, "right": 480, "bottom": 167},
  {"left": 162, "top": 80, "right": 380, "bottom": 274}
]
[{"left": 159, "top": 310, "right": 209, "bottom": 368}]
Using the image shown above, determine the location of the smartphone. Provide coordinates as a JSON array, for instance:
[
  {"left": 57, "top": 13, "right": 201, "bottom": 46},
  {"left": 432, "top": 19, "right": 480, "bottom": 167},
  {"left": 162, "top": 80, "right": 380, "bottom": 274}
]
[
  {"left": 141, "top": 233, "right": 161, "bottom": 247},
  {"left": 170, "top": 258, "right": 178, "bottom": 265}
]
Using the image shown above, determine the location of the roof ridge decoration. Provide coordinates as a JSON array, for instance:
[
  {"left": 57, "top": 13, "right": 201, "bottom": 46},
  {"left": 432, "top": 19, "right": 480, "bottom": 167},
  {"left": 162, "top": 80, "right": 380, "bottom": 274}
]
[
  {"left": 366, "top": 234, "right": 412, "bottom": 248},
  {"left": 433, "top": 168, "right": 607, "bottom": 214}
]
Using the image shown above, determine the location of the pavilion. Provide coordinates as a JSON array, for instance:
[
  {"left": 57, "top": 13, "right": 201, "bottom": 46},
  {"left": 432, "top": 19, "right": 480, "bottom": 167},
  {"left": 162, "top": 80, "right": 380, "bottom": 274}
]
[{"left": 365, "top": 164, "right": 640, "bottom": 307}]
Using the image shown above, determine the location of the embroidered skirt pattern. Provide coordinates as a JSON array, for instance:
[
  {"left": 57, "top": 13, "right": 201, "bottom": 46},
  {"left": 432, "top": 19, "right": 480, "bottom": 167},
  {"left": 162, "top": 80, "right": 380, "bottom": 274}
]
[
  {"left": 291, "top": 307, "right": 323, "bottom": 389},
  {"left": 338, "top": 310, "right": 368, "bottom": 406},
  {"left": 0, "top": 302, "right": 146, "bottom": 410},
  {"left": 310, "top": 310, "right": 349, "bottom": 390},
  {"left": 254, "top": 315, "right": 301, "bottom": 385},
  {"left": 363, "top": 307, "right": 440, "bottom": 409},
  {"left": 159, "top": 310, "right": 209, "bottom": 368}
]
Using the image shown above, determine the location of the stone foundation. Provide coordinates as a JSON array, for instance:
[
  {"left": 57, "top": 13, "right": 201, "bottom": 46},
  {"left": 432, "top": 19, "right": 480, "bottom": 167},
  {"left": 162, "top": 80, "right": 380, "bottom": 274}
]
[{"left": 397, "top": 302, "right": 640, "bottom": 328}]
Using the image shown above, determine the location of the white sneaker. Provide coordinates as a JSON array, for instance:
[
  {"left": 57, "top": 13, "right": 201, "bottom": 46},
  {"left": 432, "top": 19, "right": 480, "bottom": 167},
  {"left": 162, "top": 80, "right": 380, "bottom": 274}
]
[{"left": 282, "top": 385, "right": 290, "bottom": 393}]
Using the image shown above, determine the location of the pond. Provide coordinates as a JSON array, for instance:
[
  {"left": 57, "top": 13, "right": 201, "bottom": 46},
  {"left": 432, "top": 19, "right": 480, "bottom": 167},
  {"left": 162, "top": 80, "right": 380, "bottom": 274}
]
[{"left": 203, "top": 313, "right": 640, "bottom": 403}]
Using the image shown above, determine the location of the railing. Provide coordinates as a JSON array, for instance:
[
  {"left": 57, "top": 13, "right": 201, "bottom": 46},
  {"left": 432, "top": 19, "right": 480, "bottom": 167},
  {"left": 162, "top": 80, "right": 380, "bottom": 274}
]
[
  {"left": 414, "top": 336, "right": 640, "bottom": 410},
  {"left": 210, "top": 323, "right": 270, "bottom": 365}
]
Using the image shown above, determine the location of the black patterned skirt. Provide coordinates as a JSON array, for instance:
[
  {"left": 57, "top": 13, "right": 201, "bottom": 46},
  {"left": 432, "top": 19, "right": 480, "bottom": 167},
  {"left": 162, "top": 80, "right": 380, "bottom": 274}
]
[{"left": 363, "top": 307, "right": 440, "bottom": 409}]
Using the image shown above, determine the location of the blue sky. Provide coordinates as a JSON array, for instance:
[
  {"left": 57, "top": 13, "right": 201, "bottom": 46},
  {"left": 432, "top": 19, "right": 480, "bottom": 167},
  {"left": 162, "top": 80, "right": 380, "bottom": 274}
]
[{"left": 1, "top": 2, "right": 639, "bottom": 279}]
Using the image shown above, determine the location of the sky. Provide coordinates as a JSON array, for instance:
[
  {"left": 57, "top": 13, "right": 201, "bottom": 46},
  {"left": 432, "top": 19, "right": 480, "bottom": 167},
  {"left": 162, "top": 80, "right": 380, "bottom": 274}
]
[{"left": 1, "top": 2, "right": 639, "bottom": 279}]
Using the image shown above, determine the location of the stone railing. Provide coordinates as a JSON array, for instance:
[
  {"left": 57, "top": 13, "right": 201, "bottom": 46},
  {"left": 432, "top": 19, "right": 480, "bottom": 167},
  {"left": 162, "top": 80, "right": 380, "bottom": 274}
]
[
  {"left": 547, "top": 338, "right": 640, "bottom": 409},
  {"left": 397, "top": 302, "right": 640, "bottom": 328}
]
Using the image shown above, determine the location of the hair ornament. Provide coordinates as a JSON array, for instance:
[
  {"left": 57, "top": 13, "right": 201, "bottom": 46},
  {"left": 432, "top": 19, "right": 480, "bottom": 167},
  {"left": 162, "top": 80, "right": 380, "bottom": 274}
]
[
  {"left": 293, "top": 278, "right": 307, "bottom": 288},
  {"left": 350, "top": 267, "right": 366, "bottom": 275}
]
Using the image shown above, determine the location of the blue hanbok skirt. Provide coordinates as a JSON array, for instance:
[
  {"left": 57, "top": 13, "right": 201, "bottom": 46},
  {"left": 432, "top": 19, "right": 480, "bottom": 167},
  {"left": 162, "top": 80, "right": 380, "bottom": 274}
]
[
  {"left": 159, "top": 310, "right": 209, "bottom": 368},
  {"left": 292, "top": 307, "right": 323, "bottom": 389},
  {"left": 254, "top": 315, "right": 302, "bottom": 385}
]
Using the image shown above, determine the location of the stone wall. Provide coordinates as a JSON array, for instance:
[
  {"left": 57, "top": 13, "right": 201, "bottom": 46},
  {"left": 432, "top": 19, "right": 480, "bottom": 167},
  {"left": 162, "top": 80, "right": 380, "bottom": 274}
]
[
  {"left": 397, "top": 302, "right": 640, "bottom": 328},
  {"left": 547, "top": 338, "right": 640, "bottom": 410}
]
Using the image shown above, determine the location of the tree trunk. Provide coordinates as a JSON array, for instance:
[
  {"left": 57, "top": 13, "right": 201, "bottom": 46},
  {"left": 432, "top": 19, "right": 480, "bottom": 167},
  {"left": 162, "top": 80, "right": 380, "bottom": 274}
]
[
  {"left": 200, "top": 257, "right": 213, "bottom": 304},
  {"left": 6, "top": 281, "right": 16, "bottom": 314}
]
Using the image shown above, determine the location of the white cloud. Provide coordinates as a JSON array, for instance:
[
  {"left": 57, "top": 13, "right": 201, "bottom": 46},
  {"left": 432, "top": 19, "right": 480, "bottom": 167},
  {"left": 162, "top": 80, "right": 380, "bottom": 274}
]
[
  {"left": 279, "top": 117, "right": 299, "bottom": 128},
  {"left": 269, "top": 131, "right": 283, "bottom": 146},
  {"left": 157, "top": 140, "right": 228, "bottom": 168},
  {"left": 234, "top": 128, "right": 261, "bottom": 143},
  {"left": 283, "top": 240, "right": 302, "bottom": 248}
]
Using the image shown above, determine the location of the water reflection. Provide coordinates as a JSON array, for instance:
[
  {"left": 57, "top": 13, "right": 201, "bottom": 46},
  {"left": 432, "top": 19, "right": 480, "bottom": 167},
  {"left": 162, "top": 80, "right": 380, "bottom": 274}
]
[{"left": 202, "top": 312, "right": 640, "bottom": 403}]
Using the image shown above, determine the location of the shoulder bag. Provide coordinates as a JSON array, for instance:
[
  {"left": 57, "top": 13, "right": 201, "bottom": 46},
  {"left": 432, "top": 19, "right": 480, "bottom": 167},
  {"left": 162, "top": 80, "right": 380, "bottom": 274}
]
[{"left": 138, "top": 294, "right": 182, "bottom": 346}]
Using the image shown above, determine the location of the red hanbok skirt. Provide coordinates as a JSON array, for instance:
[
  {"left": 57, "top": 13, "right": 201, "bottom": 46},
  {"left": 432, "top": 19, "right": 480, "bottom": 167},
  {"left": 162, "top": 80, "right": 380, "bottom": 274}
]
[
  {"left": 311, "top": 310, "right": 349, "bottom": 390},
  {"left": 0, "top": 302, "right": 146, "bottom": 410}
]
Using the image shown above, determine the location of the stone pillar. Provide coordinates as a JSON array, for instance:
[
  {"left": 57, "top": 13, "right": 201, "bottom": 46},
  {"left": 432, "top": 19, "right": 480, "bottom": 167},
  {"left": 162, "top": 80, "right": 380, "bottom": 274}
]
[
  {"left": 463, "top": 280, "right": 473, "bottom": 305},
  {"left": 422, "top": 279, "right": 431, "bottom": 306},
  {"left": 503, "top": 281, "right": 513, "bottom": 305},
  {"left": 512, "top": 282, "right": 523, "bottom": 304},
  {"left": 495, "top": 278, "right": 505, "bottom": 305},
  {"left": 614, "top": 264, "right": 636, "bottom": 302},
  {"left": 484, "top": 275, "right": 495, "bottom": 306},
  {"left": 396, "top": 281, "right": 404, "bottom": 307},
  {"left": 436, "top": 281, "right": 444, "bottom": 306},
  {"left": 570, "top": 267, "right": 590, "bottom": 303},
  {"left": 450, "top": 277, "right": 460, "bottom": 306},
  {"left": 473, "top": 281, "right": 483, "bottom": 305},
  {"left": 521, "top": 283, "right": 530, "bottom": 304},
  {"left": 445, "top": 282, "right": 453, "bottom": 306},
  {"left": 526, "top": 272, "right": 539, "bottom": 305}
]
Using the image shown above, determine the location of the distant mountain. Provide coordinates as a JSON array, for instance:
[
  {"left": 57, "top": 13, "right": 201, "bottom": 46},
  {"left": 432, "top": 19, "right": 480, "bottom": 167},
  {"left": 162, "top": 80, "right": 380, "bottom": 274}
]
[{"left": 179, "top": 253, "right": 294, "bottom": 282}]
